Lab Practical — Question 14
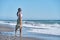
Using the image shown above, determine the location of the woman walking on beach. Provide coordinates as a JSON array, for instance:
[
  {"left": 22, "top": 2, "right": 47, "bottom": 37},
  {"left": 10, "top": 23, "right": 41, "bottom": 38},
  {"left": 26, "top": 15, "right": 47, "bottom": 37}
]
[{"left": 15, "top": 8, "right": 22, "bottom": 36}]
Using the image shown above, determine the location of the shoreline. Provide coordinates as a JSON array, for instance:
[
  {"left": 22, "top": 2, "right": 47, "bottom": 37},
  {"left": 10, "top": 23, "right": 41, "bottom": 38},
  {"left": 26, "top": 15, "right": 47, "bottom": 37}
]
[
  {"left": 0, "top": 35, "right": 42, "bottom": 40},
  {"left": 0, "top": 24, "right": 43, "bottom": 40},
  {"left": 0, "top": 23, "right": 60, "bottom": 40}
]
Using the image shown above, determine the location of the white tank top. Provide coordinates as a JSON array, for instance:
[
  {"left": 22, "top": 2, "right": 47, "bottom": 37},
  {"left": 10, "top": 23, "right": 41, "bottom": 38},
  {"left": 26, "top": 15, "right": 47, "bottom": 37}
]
[
  {"left": 20, "top": 12, "right": 22, "bottom": 17},
  {"left": 18, "top": 12, "right": 22, "bottom": 19}
]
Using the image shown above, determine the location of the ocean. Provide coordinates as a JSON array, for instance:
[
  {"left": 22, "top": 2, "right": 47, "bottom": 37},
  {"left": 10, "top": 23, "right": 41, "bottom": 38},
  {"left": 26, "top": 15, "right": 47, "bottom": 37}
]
[{"left": 0, "top": 20, "right": 60, "bottom": 40}]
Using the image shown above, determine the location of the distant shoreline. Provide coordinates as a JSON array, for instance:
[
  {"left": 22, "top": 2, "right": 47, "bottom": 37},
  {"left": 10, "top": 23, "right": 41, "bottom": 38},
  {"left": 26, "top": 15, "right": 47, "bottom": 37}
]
[{"left": 0, "top": 19, "right": 60, "bottom": 21}]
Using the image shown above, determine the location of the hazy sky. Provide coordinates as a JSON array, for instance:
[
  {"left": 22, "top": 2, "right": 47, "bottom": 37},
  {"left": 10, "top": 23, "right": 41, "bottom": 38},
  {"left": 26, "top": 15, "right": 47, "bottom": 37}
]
[{"left": 0, "top": 0, "right": 60, "bottom": 20}]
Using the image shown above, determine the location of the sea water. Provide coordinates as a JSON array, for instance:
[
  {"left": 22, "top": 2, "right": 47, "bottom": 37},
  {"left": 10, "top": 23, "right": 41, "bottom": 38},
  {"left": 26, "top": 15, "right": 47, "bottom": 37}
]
[{"left": 0, "top": 20, "right": 60, "bottom": 40}]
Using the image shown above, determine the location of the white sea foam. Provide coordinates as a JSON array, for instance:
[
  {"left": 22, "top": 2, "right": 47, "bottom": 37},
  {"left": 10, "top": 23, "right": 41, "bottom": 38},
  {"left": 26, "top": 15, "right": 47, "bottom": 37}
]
[
  {"left": 9, "top": 23, "right": 16, "bottom": 26},
  {"left": 0, "top": 21, "right": 60, "bottom": 35},
  {"left": 0, "top": 21, "right": 8, "bottom": 24},
  {"left": 23, "top": 23, "right": 60, "bottom": 35},
  {"left": 28, "top": 28, "right": 60, "bottom": 35}
]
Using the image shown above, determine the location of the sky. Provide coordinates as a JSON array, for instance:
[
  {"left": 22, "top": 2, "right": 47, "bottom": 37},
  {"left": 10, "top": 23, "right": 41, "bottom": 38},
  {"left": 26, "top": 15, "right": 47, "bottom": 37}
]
[{"left": 0, "top": 0, "right": 60, "bottom": 20}]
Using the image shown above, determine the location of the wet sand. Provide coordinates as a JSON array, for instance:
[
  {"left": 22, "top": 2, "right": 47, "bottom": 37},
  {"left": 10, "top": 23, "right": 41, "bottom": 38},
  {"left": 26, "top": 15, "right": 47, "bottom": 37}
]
[
  {"left": 0, "top": 24, "right": 14, "bottom": 32},
  {"left": 0, "top": 35, "right": 41, "bottom": 40}
]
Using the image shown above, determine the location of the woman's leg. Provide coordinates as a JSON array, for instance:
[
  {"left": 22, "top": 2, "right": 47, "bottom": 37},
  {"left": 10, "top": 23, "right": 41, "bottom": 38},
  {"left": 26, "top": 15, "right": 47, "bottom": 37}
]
[
  {"left": 20, "top": 20, "right": 22, "bottom": 36},
  {"left": 15, "top": 19, "right": 19, "bottom": 36},
  {"left": 20, "top": 27, "right": 22, "bottom": 36},
  {"left": 20, "top": 27, "right": 22, "bottom": 40},
  {"left": 15, "top": 25, "right": 19, "bottom": 36},
  {"left": 15, "top": 25, "right": 17, "bottom": 36}
]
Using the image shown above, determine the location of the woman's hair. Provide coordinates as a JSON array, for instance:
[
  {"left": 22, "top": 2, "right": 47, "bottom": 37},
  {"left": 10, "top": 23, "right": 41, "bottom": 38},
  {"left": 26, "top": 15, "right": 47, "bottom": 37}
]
[
  {"left": 18, "top": 8, "right": 21, "bottom": 12},
  {"left": 17, "top": 8, "right": 21, "bottom": 16}
]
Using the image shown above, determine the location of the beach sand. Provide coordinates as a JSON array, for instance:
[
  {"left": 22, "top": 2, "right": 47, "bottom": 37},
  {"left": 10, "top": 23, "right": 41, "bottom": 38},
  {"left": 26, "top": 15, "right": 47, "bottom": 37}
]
[
  {"left": 0, "top": 35, "right": 41, "bottom": 40},
  {"left": 0, "top": 24, "right": 14, "bottom": 32},
  {"left": 0, "top": 24, "right": 42, "bottom": 40}
]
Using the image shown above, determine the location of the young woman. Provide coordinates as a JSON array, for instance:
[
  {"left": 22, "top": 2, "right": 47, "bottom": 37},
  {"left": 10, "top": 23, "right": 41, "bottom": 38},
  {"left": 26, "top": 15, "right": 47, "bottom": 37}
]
[{"left": 15, "top": 8, "right": 22, "bottom": 36}]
